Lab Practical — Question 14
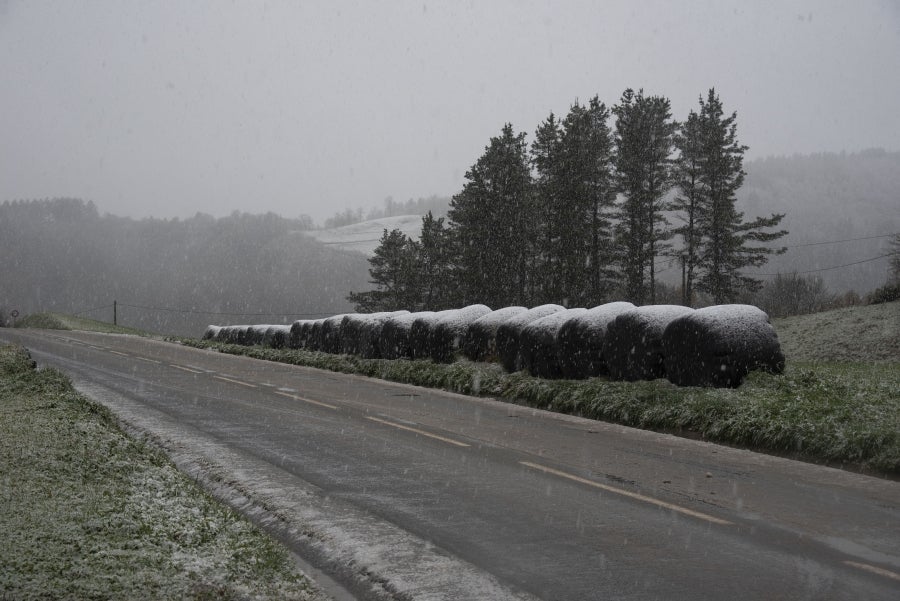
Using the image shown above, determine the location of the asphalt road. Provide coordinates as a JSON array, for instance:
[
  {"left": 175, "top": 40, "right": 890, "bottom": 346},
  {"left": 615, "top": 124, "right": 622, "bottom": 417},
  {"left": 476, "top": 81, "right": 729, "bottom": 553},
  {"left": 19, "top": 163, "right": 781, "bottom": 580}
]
[{"left": 2, "top": 328, "right": 899, "bottom": 600}]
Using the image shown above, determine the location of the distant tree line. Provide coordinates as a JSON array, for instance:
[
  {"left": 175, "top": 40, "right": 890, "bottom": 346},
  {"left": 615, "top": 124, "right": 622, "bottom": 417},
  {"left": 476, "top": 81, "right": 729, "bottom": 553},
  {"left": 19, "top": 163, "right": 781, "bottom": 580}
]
[
  {"left": 349, "top": 88, "right": 788, "bottom": 312},
  {"left": 0, "top": 199, "right": 369, "bottom": 335}
]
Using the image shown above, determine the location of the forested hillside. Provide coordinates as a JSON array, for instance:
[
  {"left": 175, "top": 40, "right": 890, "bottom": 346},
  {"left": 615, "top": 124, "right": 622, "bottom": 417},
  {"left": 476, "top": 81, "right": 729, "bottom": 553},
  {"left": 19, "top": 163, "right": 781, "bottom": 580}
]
[
  {"left": 737, "top": 149, "right": 899, "bottom": 293},
  {"left": 0, "top": 199, "right": 369, "bottom": 335}
]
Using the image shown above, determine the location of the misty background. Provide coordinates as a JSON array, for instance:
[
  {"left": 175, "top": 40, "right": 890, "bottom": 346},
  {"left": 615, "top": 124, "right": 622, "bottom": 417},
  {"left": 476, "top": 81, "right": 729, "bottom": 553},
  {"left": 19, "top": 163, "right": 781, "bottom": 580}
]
[
  {"left": 1, "top": 1, "right": 898, "bottom": 334},
  {"left": 3, "top": 0, "right": 899, "bottom": 221}
]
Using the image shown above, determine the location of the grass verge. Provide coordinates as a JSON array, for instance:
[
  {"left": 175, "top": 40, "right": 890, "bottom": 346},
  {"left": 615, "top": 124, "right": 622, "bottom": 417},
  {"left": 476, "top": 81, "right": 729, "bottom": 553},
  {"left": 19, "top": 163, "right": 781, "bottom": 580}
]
[
  {"left": 14, "top": 312, "right": 152, "bottom": 336},
  {"left": 0, "top": 344, "right": 322, "bottom": 600},
  {"left": 180, "top": 340, "right": 900, "bottom": 476}
]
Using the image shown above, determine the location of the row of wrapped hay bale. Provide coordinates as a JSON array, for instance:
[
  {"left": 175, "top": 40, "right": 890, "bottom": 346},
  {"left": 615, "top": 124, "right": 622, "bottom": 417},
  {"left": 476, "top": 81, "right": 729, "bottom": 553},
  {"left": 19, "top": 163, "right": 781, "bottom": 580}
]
[{"left": 203, "top": 302, "right": 784, "bottom": 388}]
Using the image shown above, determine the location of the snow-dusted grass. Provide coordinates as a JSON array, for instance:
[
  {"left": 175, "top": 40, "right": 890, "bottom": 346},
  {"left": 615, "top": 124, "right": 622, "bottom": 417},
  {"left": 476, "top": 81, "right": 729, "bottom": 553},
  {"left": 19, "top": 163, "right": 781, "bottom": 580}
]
[
  {"left": 0, "top": 344, "right": 322, "bottom": 600},
  {"left": 184, "top": 340, "right": 900, "bottom": 475},
  {"left": 15, "top": 312, "right": 152, "bottom": 336},
  {"left": 303, "top": 214, "right": 424, "bottom": 255},
  {"left": 773, "top": 301, "right": 900, "bottom": 362}
]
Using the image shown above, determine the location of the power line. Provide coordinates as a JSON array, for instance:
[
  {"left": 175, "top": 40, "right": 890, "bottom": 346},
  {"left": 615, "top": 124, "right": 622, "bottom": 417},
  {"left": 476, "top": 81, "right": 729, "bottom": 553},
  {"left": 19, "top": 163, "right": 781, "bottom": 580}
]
[
  {"left": 751, "top": 253, "right": 894, "bottom": 276},
  {"left": 785, "top": 232, "right": 897, "bottom": 248},
  {"left": 116, "top": 301, "right": 335, "bottom": 318},
  {"left": 72, "top": 303, "right": 114, "bottom": 316}
]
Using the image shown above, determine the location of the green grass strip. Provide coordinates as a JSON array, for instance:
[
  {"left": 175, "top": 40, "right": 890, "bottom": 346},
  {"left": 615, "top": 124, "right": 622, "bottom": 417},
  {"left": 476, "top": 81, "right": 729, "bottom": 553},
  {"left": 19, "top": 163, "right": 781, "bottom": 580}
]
[
  {"left": 182, "top": 340, "right": 900, "bottom": 475},
  {"left": 0, "top": 344, "right": 320, "bottom": 600},
  {"left": 14, "top": 312, "right": 152, "bottom": 336}
]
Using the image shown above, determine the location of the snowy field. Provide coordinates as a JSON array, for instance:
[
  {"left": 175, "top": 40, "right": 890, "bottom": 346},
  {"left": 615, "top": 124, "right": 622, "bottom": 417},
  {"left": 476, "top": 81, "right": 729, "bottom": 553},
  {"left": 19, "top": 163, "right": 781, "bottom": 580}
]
[{"left": 302, "top": 215, "right": 424, "bottom": 256}]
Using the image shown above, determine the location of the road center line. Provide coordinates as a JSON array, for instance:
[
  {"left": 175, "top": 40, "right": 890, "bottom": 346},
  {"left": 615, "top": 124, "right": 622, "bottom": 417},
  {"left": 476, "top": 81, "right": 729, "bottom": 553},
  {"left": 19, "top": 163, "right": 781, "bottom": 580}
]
[
  {"left": 170, "top": 364, "right": 204, "bottom": 374},
  {"left": 520, "top": 461, "right": 733, "bottom": 526},
  {"left": 273, "top": 390, "right": 339, "bottom": 410},
  {"left": 366, "top": 416, "right": 470, "bottom": 448},
  {"left": 136, "top": 356, "right": 162, "bottom": 364},
  {"left": 213, "top": 375, "right": 257, "bottom": 388},
  {"left": 844, "top": 561, "right": 900, "bottom": 582},
  {"left": 109, "top": 350, "right": 129, "bottom": 357}
]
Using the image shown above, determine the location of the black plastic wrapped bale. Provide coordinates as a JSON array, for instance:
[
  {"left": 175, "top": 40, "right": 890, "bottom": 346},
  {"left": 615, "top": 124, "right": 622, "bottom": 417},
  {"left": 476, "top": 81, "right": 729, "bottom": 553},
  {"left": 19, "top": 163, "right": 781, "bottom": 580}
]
[
  {"left": 217, "top": 326, "right": 239, "bottom": 344},
  {"left": 496, "top": 304, "right": 565, "bottom": 373},
  {"left": 662, "top": 304, "right": 786, "bottom": 388},
  {"left": 320, "top": 314, "right": 349, "bottom": 354},
  {"left": 247, "top": 324, "right": 272, "bottom": 346},
  {"left": 358, "top": 310, "right": 409, "bottom": 359},
  {"left": 428, "top": 304, "right": 492, "bottom": 363},
  {"left": 202, "top": 325, "right": 221, "bottom": 341},
  {"left": 520, "top": 308, "right": 588, "bottom": 379},
  {"left": 233, "top": 325, "right": 251, "bottom": 346},
  {"left": 262, "top": 325, "right": 291, "bottom": 349},
  {"left": 557, "top": 302, "right": 636, "bottom": 379},
  {"left": 462, "top": 306, "right": 527, "bottom": 362},
  {"left": 288, "top": 320, "right": 314, "bottom": 349},
  {"left": 307, "top": 319, "right": 326, "bottom": 352},
  {"left": 602, "top": 305, "right": 694, "bottom": 381},
  {"left": 409, "top": 309, "right": 458, "bottom": 360},
  {"left": 382, "top": 312, "right": 432, "bottom": 360},
  {"left": 339, "top": 314, "right": 368, "bottom": 355}
]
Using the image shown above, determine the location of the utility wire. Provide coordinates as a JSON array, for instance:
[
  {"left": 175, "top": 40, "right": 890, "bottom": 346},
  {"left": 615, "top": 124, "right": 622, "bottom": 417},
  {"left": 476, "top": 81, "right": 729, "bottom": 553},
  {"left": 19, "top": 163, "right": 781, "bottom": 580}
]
[
  {"left": 785, "top": 232, "right": 897, "bottom": 248},
  {"left": 751, "top": 253, "right": 894, "bottom": 276},
  {"left": 116, "top": 302, "right": 334, "bottom": 318},
  {"left": 72, "top": 303, "right": 114, "bottom": 316}
]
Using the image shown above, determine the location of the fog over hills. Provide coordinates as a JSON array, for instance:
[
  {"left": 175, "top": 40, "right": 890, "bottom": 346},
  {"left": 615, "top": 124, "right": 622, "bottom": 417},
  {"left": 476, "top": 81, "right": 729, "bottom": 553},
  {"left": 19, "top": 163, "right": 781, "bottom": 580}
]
[{"left": 1, "top": 150, "right": 896, "bottom": 336}]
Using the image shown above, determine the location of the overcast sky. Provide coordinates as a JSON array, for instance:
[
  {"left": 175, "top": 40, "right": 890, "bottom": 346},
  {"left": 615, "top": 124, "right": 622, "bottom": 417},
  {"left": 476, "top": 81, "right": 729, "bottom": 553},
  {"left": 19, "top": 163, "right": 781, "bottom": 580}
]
[{"left": 2, "top": 0, "right": 899, "bottom": 223}]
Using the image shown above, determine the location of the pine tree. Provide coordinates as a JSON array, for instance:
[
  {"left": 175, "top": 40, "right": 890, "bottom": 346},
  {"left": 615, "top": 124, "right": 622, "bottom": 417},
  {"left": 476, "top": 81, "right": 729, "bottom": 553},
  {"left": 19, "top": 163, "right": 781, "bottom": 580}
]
[
  {"left": 530, "top": 112, "right": 563, "bottom": 303},
  {"left": 416, "top": 211, "right": 456, "bottom": 310},
  {"left": 448, "top": 123, "right": 536, "bottom": 308},
  {"left": 531, "top": 98, "right": 617, "bottom": 307},
  {"left": 690, "top": 89, "right": 787, "bottom": 303},
  {"left": 613, "top": 89, "right": 677, "bottom": 305},
  {"left": 584, "top": 96, "right": 619, "bottom": 302},
  {"left": 672, "top": 108, "right": 704, "bottom": 305},
  {"left": 347, "top": 228, "right": 420, "bottom": 311}
]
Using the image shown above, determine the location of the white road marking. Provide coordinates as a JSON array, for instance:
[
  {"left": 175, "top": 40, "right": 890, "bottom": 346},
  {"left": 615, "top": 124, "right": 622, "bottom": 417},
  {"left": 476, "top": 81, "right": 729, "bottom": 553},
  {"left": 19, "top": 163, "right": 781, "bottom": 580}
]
[
  {"left": 109, "top": 350, "right": 129, "bottom": 357},
  {"left": 171, "top": 364, "right": 204, "bottom": 374},
  {"left": 521, "top": 461, "right": 733, "bottom": 526},
  {"left": 274, "top": 390, "right": 339, "bottom": 410},
  {"left": 844, "top": 561, "right": 900, "bottom": 582},
  {"left": 366, "top": 416, "right": 470, "bottom": 448},
  {"left": 213, "top": 375, "right": 257, "bottom": 388}
]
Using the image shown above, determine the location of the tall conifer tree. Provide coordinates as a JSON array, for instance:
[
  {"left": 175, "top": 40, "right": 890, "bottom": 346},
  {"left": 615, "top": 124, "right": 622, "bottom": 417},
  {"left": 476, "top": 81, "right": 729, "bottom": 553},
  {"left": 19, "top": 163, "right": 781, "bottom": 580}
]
[
  {"left": 347, "top": 228, "right": 420, "bottom": 311},
  {"left": 613, "top": 89, "right": 677, "bottom": 305},
  {"left": 689, "top": 89, "right": 787, "bottom": 303},
  {"left": 448, "top": 123, "right": 535, "bottom": 307}
]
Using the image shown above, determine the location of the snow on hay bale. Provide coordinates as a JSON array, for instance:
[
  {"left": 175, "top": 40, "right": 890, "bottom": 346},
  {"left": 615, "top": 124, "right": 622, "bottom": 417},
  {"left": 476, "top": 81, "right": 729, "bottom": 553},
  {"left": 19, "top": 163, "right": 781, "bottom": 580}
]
[
  {"left": 339, "top": 314, "right": 369, "bottom": 355},
  {"left": 262, "top": 325, "right": 291, "bottom": 349},
  {"left": 202, "top": 325, "right": 221, "bottom": 340},
  {"left": 602, "top": 305, "right": 694, "bottom": 381},
  {"left": 520, "top": 308, "right": 588, "bottom": 379},
  {"left": 225, "top": 325, "right": 250, "bottom": 345},
  {"left": 557, "top": 301, "right": 636, "bottom": 379},
  {"left": 661, "top": 304, "right": 785, "bottom": 388},
  {"left": 428, "top": 304, "right": 492, "bottom": 363},
  {"left": 462, "top": 306, "right": 527, "bottom": 362},
  {"left": 288, "top": 320, "right": 315, "bottom": 349},
  {"left": 246, "top": 324, "right": 272, "bottom": 346},
  {"left": 320, "top": 314, "right": 350, "bottom": 354},
  {"left": 215, "top": 325, "right": 240, "bottom": 344},
  {"left": 409, "top": 309, "right": 458, "bottom": 360},
  {"left": 496, "top": 304, "right": 565, "bottom": 372},
  {"left": 306, "top": 319, "right": 327, "bottom": 352},
  {"left": 381, "top": 312, "right": 432, "bottom": 360},
  {"left": 358, "top": 310, "right": 409, "bottom": 359}
]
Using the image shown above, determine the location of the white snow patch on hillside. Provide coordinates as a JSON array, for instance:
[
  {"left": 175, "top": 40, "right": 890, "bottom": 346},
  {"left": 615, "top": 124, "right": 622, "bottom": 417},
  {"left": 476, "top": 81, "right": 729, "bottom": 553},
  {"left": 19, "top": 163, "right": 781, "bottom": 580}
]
[{"left": 302, "top": 215, "right": 424, "bottom": 255}]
